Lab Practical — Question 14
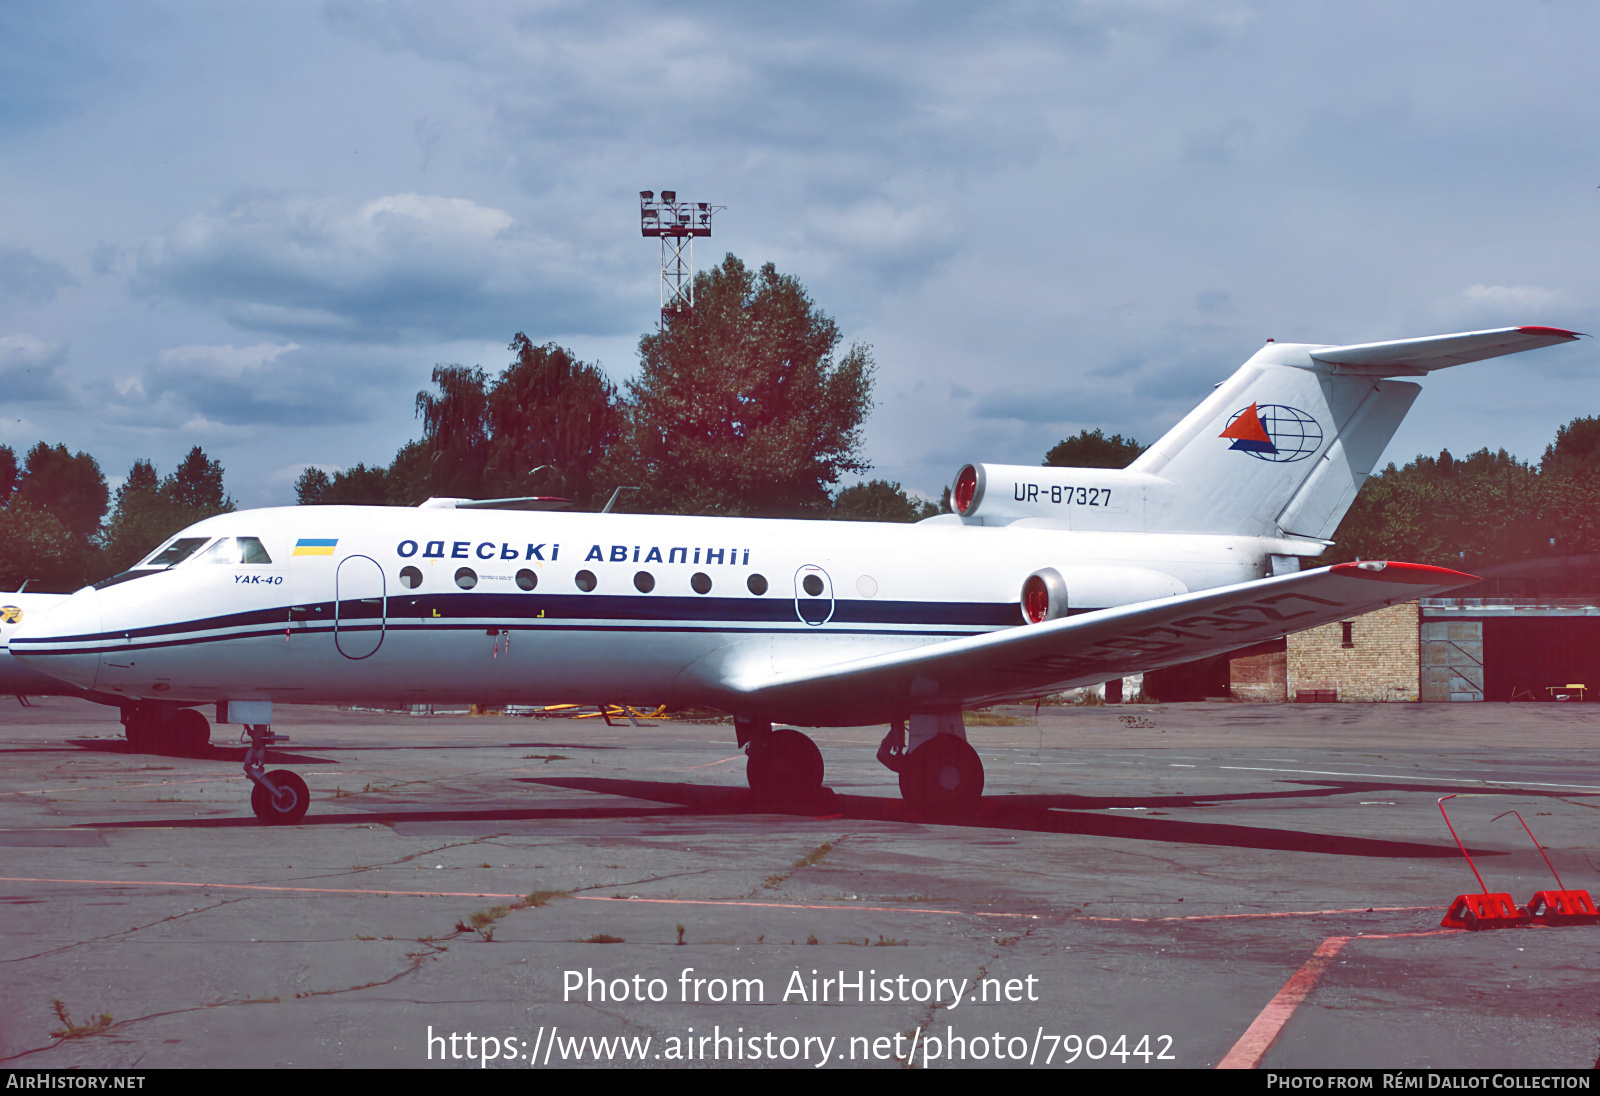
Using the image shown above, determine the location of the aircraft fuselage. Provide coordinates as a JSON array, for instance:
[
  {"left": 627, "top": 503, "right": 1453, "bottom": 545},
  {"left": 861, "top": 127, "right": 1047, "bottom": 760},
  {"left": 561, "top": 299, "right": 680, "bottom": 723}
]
[{"left": 12, "top": 506, "right": 1308, "bottom": 724}]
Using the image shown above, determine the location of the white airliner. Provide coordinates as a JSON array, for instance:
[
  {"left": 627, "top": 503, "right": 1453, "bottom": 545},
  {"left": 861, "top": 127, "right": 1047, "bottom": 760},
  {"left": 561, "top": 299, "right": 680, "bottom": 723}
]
[
  {"left": 2, "top": 592, "right": 77, "bottom": 698},
  {"left": 9, "top": 326, "right": 1581, "bottom": 824}
]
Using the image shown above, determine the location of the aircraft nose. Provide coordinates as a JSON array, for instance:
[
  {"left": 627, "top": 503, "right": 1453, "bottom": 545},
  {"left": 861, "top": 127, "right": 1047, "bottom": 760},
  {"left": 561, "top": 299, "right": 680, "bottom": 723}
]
[{"left": 9, "top": 588, "right": 103, "bottom": 691}]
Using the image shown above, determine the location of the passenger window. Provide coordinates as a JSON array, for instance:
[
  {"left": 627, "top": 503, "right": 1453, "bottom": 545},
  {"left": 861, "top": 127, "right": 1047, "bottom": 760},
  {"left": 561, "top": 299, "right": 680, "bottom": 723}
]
[
  {"left": 399, "top": 566, "right": 423, "bottom": 589},
  {"left": 634, "top": 571, "right": 655, "bottom": 593},
  {"left": 747, "top": 574, "right": 768, "bottom": 595},
  {"left": 516, "top": 569, "right": 537, "bottom": 591},
  {"left": 239, "top": 537, "right": 272, "bottom": 564},
  {"left": 575, "top": 570, "right": 597, "bottom": 592},
  {"left": 691, "top": 572, "right": 712, "bottom": 594},
  {"left": 455, "top": 567, "right": 478, "bottom": 590}
]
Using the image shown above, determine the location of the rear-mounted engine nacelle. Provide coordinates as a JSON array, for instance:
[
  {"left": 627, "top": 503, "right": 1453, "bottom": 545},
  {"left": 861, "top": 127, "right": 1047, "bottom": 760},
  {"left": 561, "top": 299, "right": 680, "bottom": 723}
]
[
  {"left": 1021, "top": 568, "right": 1068, "bottom": 623},
  {"left": 1018, "top": 565, "right": 1189, "bottom": 623},
  {"left": 949, "top": 462, "right": 1170, "bottom": 526}
]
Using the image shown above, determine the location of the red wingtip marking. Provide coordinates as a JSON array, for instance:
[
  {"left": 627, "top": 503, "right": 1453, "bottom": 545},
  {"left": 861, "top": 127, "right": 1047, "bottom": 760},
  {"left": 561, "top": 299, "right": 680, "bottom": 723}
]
[
  {"left": 1331, "top": 561, "right": 1479, "bottom": 585},
  {"left": 1516, "top": 326, "right": 1584, "bottom": 339}
]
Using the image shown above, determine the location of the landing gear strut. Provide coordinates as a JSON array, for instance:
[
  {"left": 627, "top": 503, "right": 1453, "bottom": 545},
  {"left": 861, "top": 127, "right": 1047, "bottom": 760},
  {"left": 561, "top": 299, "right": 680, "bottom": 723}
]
[
  {"left": 882, "top": 712, "right": 985, "bottom": 817},
  {"left": 243, "top": 723, "right": 308, "bottom": 825},
  {"left": 738, "top": 718, "right": 825, "bottom": 810}
]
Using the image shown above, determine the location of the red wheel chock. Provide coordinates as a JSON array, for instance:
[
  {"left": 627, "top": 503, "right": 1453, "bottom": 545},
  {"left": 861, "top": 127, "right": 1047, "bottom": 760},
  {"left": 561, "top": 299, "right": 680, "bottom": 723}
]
[
  {"left": 1498, "top": 808, "right": 1599, "bottom": 927},
  {"left": 1525, "top": 889, "right": 1600, "bottom": 926},
  {"left": 1437, "top": 796, "right": 1529, "bottom": 930},
  {"left": 1436, "top": 800, "right": 1597, "bottom": 930},
  {"left": 1440, "top": 892, "right": 1530, "bottom": 930}
]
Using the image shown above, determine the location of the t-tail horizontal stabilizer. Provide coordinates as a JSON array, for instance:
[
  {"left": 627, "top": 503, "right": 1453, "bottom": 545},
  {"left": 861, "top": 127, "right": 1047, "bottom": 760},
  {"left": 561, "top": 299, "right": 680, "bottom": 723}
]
[
  {"left": 1123, "top": 325, "right": 1584, "bottom": 541},
  {"left": 719, "top": 561, "right": 1476, "bottom": 726}
]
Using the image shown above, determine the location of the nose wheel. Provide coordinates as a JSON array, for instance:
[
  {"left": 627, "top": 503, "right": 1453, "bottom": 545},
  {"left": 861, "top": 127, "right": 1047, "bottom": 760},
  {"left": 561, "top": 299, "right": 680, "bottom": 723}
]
[
  {"left": 250, "top": 770, "right": 310, "bottom": 825},
  {"left": 242, "top": 723, "right": 309, "bottom": 825}
]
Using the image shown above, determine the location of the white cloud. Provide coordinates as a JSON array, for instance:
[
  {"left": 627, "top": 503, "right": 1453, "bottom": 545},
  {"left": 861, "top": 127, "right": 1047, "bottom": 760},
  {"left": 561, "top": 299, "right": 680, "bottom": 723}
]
[{"left": 132, "top": 192, "right": 632, "bottom": 342}]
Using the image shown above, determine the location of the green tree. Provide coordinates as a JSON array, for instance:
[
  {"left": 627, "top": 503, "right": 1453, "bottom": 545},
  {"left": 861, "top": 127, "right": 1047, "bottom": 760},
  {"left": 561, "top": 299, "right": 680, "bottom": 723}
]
[
  {"left": 607, "top": 254, "right": 874, "bottom": 516},
  {"left": 163, "top": 446, "right": 230, "bottom": 511},
  {"left": 1330, "top": 448, "right": 1545, "bottom": 570},
  {"left": 484, "top": 334, "right": 620, "bottom": 508},
  {"left": 294, "top": 467, "right": 331, "bottom": 505},
  {"left": 0, "top": 445, "right": 16, "bottom": 506},
  {"left": 98, "top": 450, "right": 235, "bottom": 575},
  {"left": 1536, "top": 416, "right": 1600, "bottom": 556},
  {"left": 411, "top": 365, "right": 491, "bottom": 499},
  {"left": 1043, "top": 429, "right": 1146, "bottom": 469},
  {"left": 297, "top": 463, "right": 392, "bottom": 505},
  {"left": 14, "top": 442, "right": 108, "bottom": 541},
  {"left": 833, "top": 479, "right": 939, "bottom": 522},
  {"left": 384, "top": 440, "right": 434, "bottom": 506},
  {"left": 0, "top": 502, "right": 84, "bottom": 591}
]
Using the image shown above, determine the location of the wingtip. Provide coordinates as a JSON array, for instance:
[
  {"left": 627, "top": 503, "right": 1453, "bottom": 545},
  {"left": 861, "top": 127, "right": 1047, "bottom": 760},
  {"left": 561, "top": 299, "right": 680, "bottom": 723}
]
[
  {"left": 1517, "top": 325, "right": 1586, "bottom": 340},
  {"left": 1332, "top": 561, "right": 1480, "bottom": 585}
]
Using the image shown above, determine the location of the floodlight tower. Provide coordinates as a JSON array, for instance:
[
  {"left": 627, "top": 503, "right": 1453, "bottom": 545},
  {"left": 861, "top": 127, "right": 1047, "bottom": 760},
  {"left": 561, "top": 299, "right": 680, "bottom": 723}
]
[{"left": 640, "top": 190, "right": 723, "bottom": 328}]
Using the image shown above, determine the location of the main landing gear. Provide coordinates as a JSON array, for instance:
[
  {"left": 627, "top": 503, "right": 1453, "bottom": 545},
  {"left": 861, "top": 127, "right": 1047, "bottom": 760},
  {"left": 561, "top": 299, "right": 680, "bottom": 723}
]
[
  {"left": 121, "top": 703, "right": 211, "bottom": 757},
  {"left": 877, "top": 713, "right": 985, "bottom": 817},
  {"left": 738, "top": 718, "right": 826, "bottom": 810},
  {"left": 243, "top": 723, "right": 308, "bottom": 825},
  {"left": 735, "top": 711, "right": 986, "bottom": 817}
]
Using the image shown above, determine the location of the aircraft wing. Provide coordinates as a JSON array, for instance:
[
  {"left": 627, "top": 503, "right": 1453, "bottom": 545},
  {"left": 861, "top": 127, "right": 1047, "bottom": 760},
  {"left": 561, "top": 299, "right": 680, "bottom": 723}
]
[
  {"left": 1309, "top": 326, "right": 1583, "bottom": 375},
  {"left": 719, "top": 561, "right": 1475, "bottom": 725}
]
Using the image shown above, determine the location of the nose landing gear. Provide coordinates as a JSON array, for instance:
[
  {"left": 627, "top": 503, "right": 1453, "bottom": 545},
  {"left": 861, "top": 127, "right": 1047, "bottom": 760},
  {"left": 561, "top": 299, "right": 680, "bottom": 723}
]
[{"left": 243, "top": 723, "right": 308, "bottom": 825}]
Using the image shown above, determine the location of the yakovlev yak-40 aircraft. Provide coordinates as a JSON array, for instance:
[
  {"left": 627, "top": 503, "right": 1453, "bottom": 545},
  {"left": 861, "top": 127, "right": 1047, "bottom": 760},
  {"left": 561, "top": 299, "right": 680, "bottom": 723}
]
[{"left": 10, "top": 326, "right": 1583, "bottom": 824}]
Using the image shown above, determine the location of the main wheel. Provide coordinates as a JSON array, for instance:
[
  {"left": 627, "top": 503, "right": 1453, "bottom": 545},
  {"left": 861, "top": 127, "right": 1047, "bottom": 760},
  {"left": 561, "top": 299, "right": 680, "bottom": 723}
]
[
  {"left": 746, "top": 728, "right": 825, "bottom": 809},
  {"left": 250, "top": 770, "right": 310, "bottom": 825},
  {"left": 898, "top": 735, "right": 984, "bottom": 816},
  {"left": 169, "top": 709, "right": 211, "bottom": 757}
]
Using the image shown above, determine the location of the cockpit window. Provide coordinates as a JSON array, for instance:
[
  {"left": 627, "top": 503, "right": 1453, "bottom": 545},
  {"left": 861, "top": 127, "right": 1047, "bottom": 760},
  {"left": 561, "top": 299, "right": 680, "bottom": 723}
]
[
  {"left": 198, "top": 536, "right": 275, "bottom": 564},
  {"left": 92, "top": 569, "right": 161, "bottom": 591},
  {"left": 143, "top": 537, "right": 211, "bottom": 568}
]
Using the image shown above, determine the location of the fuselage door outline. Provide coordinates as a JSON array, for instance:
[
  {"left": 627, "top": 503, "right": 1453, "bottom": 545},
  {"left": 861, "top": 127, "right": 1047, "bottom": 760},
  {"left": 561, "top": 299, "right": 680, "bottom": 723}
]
[
  {"left": 334, "top": 554, "right": 387, "bottom": 660},
  {"left": 793, "top": 564, "right": 835, "bottom": 627}
]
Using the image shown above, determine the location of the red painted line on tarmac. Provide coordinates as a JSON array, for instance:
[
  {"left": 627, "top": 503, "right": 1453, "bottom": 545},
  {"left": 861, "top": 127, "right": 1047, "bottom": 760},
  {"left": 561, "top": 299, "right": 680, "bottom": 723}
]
[
  {"left": 0, "top": 875, "right": 530, "bottom": 899},
  {"left": 679, "top": 754, "right": 748, "bottom": 770},
  {"left": 0, "top": 876, "right": 1033, "bottom": 918},
  {"left": 1216, "top": 929, "right": 1458, "bottom": 1069},
  {"left": 1077, "top": 904, "right": 1441, "bottom": 923},
  {"left": 570, "top": 895, "right": 1035, "bottom": 918}
]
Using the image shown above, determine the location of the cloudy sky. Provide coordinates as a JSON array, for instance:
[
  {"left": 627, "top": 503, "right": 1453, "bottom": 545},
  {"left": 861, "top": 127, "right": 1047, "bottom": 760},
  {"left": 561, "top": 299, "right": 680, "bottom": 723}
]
[{"left": 1, "top": 1, "right": 1596, "bottom": 508}]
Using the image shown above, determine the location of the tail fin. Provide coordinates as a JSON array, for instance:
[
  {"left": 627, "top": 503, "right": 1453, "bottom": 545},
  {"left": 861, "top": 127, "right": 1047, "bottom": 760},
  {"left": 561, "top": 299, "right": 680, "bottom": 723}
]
[
  {"left": 1126, "top": 326, "right": 1581, "bottom": 539},
  {"left": 949, "top": 327, "right": 1581, "bottom": 538}
]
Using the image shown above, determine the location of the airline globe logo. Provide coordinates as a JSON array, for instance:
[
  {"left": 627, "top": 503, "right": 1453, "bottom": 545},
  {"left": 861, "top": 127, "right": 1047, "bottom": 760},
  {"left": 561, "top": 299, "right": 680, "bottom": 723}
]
[{"left": 1219, "top": 403, "right": 1323, "bottom": 463}]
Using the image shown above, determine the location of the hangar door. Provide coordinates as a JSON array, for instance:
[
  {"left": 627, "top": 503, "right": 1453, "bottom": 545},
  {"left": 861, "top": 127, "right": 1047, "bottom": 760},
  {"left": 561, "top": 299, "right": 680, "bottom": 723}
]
[
  {"left": 1481, "top": 617, "right": 1600, "bottom": 702},
  {"left": 1421, "top": 621, "right": 1483, "bottom": 702}
]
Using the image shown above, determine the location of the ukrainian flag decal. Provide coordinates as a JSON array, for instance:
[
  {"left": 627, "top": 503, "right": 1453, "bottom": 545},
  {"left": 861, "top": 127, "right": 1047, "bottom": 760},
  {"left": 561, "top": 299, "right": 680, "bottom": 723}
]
[{"left": 293, "top": 538, "right": 338, "bottom": 556}]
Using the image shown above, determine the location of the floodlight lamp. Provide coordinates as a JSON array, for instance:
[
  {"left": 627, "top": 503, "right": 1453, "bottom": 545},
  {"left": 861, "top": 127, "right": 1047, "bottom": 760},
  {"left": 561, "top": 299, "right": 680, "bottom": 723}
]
[
  {"left": 640, "top": 190, "right": 653, "bottom": 200},
  {"left": 662, "top": 190, "right": 676, "bottom": 202}
]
